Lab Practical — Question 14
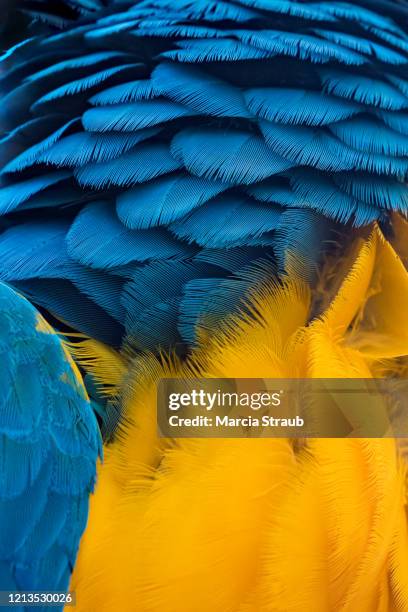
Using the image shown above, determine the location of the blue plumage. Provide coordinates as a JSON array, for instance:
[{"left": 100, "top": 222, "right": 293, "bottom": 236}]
[
  {"left": 0, "top": 174, "right": 70, "bottom": 214},
  {"left": 170, "top": 129, "right": 294, "bottom": 184},
  {"left": 0, "top": 281, "right": 100, "bottom": 606},
  {"left": 116, "top": 173, "right": 228, "bottom": 229},
  {"left": 66, "top": 201, "right": 192, "bottom": 267},
  {"left": 0, "top": 0, "right": 408, "bottom": 351}
]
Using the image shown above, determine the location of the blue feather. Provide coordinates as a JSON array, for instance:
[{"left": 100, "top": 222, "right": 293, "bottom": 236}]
[
  {"left": 15, "top": 278, "right": 125, "bottom": 346},
  {"left": 74, "top": 144, "right": 182, "bottom": 188},
  {"left": 0, "top": 37, "right": 36, "bottom": 64},
  {"left": 32, "top": 65, "right": 140, "bottom": 109},
  {"left": 21, "top": 10, "right": 71, "bottom": 29},
  {"left": 13, "top": 491, "right": 68, "bottom": 568},
  {"left": 0, "top": 81, "right": 49, "bottom": 130},
  {"left": 38, "top": 130, "right": 159, "bottom": 167},
  {"left": 0, "top": 114, "right": 64, "bottom": 158},
  {"left": 320, "top": 70, "right": 408, "bottom": 110},
  {"left": 0, "top": 434, "right": 48, "bottom": 498},
  {"left": 0, "top": 173, "right": 70, "bottom": 214},
  {"left": 17, "top": 186, "right": 91, "bottom": 211},
  {"left": 289, "top": 168, "right": 378, "bottom": 224},
  {"left": 274, "top": 208, "right": 332, "bottom": 280},
  {"left": 94, "top": 9, "right": 155, "bottom": 26},
  {"left": 82, "top": 100, "right": 196, "bottom": 132},
  {"left": 237, "top": 30, "right": 366, "bottom": 65},
  {"left": 261, "top": 120, "right": 408, "bottom": 176},
  {"left": 122, "top": 248, "right": 270, "bottom": 350},
  {"left": 0, "top": 282, "right": 99, "bottom": 591},
  {"left": 333, "top": 173, "right": 408, "bottom": 212},
  {"left": 387, "top": 75, "right": 408, "bottom": 98},
  {"left": 0, "top": 221, "right": 70, "bottom": 281},
  {"left": 89, "top": 80, "right": 160, "bottom": 105},
  {"left": 139, "top": 0, "right": 259, "bottom": 22},
  {"left": 122, "top": 256, "right": 226, "bottom": 350},
  {"left": 177, "top": 257, "right": 277, "bottom": 345},
  {"left": 7, "top": 492, "right": 66, "bottom": 565},
  {"left": 352, "top": 202, "right": 382, "bottom": 226},
  {"left": 0, "top": 362, "right": 44, "bottom": 437},
  {"left": 26, "top": 51, "right": 133, "bottom": 83},
  {"left": 67, "top": 201, "right": 194, "bottom": 268},
  {"left": 161, "top": 39, "right": 270, "bottom": 62},
  {"left": 194, "top": 245, "right": 272, "bottom": 272},
  {"left": 247, "top": 179, "right": 300, "bottom": 207},
  {"left": 244, "top": 88, "right": 360, "bottom": 126},
  {"left": 314, "top": 29, "right": 379, "bottom": 55},
  {"left": 0, "top": 461, "right": 52, "bottom": 558},
  {"left": 237, "top": 0, "right": 336, "bottom": 21},
  {"left": 41, "top": 23, "right": 96, "bottom": 47},
  {"left": 380, "top": 110, "right": 408, "bottom": 135},
  {"left": 130, "top": 24, "right": 226, "bottom": 39},
  {"left": 330, "top": 116, "right": 408, "bottom": 156},
  {"left": 178, "top": 277, "right": 237, "bottom": 345},
  {"left": 51, "top": 454, "right": 97, "bottom": 496},
  {"left": 260, "top": 121, "right": 354, "bottom": 172},
  {"left": 151, "top": 62, "right": 250, "bottom": 118},
  {"left": 315, "top": 29, "right": 408, "bottom": 64},
  {"left": 124, "top": 297, "right": 182, "bottom": 350},
  {"left": 67, "top": 264, "right": 126, "bottom": 323},
  {"left": 366, "top": 26, "right": 408, "bottom": 54},
  {"left": 84, "top": 19, "right": 143, "bottom": 40},
  {"left": 2, "top": 118, "right": 79, "bottom": 174},
  {"left": 171, "top": 128, "right": 293, "bottom": 185},
  {"left": 316, "top": 2, "right": 403, "bottom": 31},
  {"left": 116, "top": 173, "right": 228, "bottom": 229},
  {"left": 122, "top": 258, "right": 210, "bottom": 314},
  {"left": 169, "top": 194, "right": 282, "bottom": 247}
]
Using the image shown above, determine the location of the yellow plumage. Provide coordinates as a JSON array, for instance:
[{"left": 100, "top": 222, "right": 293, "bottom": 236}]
[{"left": 71, "top": 221, "right": 408, "bottom": 611}]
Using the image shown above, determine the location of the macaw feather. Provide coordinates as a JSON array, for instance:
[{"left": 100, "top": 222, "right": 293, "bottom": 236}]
[
  {"left": 89, "top": 80, "right": 160, "bottom": 105},
  {"left": 116, "top": 173, "right": 228, "bottom": 230},
  {"left": 152, "top": 62, "right": 250, "bottom": 118},
  {"left": 320, "top": 71, "right": 408, "bottom": 110},
  {"left": 0, "top": 173, "right": 70, "bottom": 214},
  {"left": 38, "top": 130, "right": 159, "bottom": 167},
  {"left": 237, "top": 30, "right": 366, "bottom": 65},
  {"left": 31, "top": 64, "right": 141, "bottom": 109},
  {"left": 0, "top": 220, "right": 70, "bottom": 281},
  {"left": 66, "top": 201, "right": 192, "bottom": 268},
  {"left": 1, "top": 0, "right": 408, "bottom": 355},
  {"left": 244, "top": 88, "right": 360, "bottom": 126},
  {"left": 71, "top": 223, "right": 408, "bottom": 611},
  {"left": 169, "top": 194, "right": 282, "bottom": 247},
  {"left": 170, "top": 129, "right": 294, "bottom": 185},
  {"left": 0, "top": 281, "right": 100, "bottom": 592},
  {"left": 66, "top": 337, "right": 127, "bottom": 398},
  {"left": 74, "top": 144, "right": 182, "bottom": 188}
]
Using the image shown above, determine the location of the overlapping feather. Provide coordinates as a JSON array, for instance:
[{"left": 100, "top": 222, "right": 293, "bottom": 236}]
[
  {"left": 0, "top": 0, "right": 408, "bottom": 351},
  {"left": 70, "top": 220, "right": 408, "bottom": 611},
  {"left": 0, "top": 281, "right": 100, "bottom": 595}
]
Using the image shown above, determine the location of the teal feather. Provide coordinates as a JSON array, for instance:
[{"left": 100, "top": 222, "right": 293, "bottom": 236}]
[{"left": 0, "top": 281, "right": 100, "bottom": 594}]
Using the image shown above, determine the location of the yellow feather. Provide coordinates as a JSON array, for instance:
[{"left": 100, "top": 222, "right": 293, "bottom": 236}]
[
  {"left": 72, "top": 221, "right": 408, "bottom": 612},
  {"left": 66, "top": 338, "right": 127, "bottom": 398}
]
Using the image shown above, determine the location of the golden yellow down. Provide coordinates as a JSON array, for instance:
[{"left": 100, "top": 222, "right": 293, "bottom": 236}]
[{"left": 71, "top": 220, "right": 408, "bottom": 612}]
